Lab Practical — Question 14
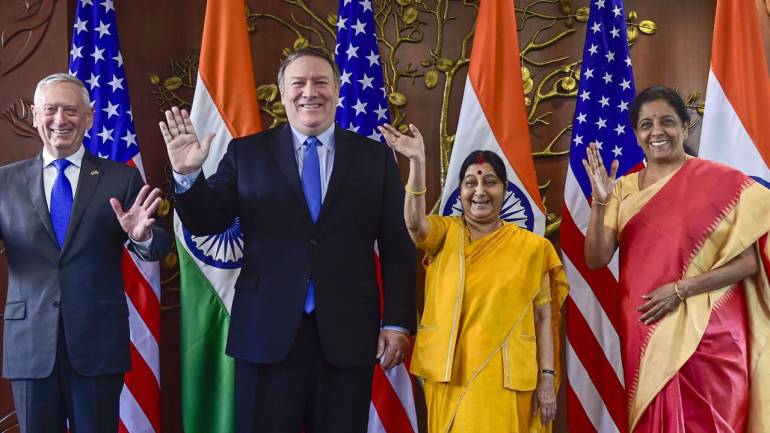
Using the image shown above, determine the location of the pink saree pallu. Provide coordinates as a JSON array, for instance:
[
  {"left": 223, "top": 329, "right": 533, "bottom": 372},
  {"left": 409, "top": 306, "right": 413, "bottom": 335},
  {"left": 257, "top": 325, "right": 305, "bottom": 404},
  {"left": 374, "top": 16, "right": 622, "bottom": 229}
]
[
  {"left": 616, "top": 159, "right": 758, "bottom": 433},
  {"left": 633, "top": 285, "right": 749, "bottom": 433}
]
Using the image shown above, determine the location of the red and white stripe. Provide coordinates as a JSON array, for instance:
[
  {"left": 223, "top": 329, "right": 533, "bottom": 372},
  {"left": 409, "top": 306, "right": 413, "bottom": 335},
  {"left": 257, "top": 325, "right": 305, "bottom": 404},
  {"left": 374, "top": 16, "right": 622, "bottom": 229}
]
[
  {"left": 368, "top": 361, "right": 418, "bottom": 433},
  {"left": 368, "top": 249, "right": 418, "bottom": 433},
  {"left": 117, "top": 156, "right": 162, "bottom": 433},
  {"left": 562, "top": 160, "right": 628, "bottom": 432}
]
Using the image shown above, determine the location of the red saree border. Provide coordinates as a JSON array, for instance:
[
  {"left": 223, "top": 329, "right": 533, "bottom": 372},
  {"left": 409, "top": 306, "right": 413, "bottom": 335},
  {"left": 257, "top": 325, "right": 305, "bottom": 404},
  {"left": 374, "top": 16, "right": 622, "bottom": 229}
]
[{"left": 617, "top": 158, "right": 752, "bottom": 416}]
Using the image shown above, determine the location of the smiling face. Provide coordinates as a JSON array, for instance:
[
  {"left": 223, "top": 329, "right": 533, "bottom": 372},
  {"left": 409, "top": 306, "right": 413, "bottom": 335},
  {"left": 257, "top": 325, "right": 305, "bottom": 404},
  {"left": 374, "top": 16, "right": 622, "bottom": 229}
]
[
  {"left": 634, "top": 98, "right": 688, "bottom": 164},
  {"left": 32, "top": 81, "right": 93, "bottom": 158},
  {"left": 279, "top": 54, "right": 339, "bottom": 136},
  {"left": 460, "top": 162, "right": 505, "bottom": 225}
]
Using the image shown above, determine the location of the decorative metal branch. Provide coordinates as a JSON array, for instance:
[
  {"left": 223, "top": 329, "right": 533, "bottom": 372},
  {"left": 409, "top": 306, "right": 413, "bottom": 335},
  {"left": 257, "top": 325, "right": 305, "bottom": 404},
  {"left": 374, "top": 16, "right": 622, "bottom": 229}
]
[{"left": 147, "top": 1, "right": 676, "bottom": 240}]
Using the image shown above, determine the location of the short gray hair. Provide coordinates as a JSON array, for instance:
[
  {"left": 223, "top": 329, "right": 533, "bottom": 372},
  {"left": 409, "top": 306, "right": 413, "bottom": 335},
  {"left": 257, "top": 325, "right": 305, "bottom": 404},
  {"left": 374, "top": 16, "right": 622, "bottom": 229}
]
[
  {"left": 277, "top": 48, "right": 341, "bottom": 89},
  {"left": 34, "top": 73, "right": 91, "bottom": 107}
]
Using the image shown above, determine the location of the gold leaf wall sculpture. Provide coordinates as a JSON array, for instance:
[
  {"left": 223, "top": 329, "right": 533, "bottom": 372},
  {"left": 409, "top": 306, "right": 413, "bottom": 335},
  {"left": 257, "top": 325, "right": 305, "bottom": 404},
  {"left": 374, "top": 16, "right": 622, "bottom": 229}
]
[{"left": 147, "top": 1, "right": 707, "bottom": 238}]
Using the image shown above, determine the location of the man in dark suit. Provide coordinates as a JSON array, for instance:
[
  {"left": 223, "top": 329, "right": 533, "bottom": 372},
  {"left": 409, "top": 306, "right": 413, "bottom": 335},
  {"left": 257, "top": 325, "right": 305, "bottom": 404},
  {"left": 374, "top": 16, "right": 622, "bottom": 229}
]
[
  {"left": 160, "top": 48, "right": 416, "bottom": 433},
  {"left": 0, "top": 74, "right": 171, "bottom": 433}
]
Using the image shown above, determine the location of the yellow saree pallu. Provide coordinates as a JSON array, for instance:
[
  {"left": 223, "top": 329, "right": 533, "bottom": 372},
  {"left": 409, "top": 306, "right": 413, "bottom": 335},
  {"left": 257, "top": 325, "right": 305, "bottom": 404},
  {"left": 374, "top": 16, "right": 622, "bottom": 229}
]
[
  {"left": 604, "top": 158, "right": 770, "bottom": 433},
  {"left": 411, "top": 216, "right": 568, "bottom": 433}
]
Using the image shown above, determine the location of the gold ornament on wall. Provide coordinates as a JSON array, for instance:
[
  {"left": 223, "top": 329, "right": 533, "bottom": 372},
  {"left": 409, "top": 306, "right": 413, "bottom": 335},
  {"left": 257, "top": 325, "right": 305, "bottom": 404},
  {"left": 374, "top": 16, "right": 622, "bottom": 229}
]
[
  {"left": 148, "top": 53, "right": 199, "bottom": 111},
  {"left": 0, "top": 98, "right": 39, "bottom": 142},
  {"left": 148, "top": 1, "right": 692, "bottom": 238}
]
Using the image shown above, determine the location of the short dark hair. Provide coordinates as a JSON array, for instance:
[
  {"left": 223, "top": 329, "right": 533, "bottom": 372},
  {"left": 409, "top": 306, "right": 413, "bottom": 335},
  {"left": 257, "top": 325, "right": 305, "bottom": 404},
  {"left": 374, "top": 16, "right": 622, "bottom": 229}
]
[
  {"left": 458, "top": 150, "right": 508, "bottom": 186},
  {"left": 277, "top": 47, "right": 341, "bottom": 89},
  {"left": 629, "top": 85, "right": 691, "bottom": 129}
]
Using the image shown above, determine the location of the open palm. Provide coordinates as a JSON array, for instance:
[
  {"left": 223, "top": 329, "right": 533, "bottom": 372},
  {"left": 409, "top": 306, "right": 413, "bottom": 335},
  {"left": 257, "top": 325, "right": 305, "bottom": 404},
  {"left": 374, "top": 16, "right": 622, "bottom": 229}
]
[
  {"left": 159, "top": 106, "right": 214, "bottom": 174},
  {"left": 379, "top": 123, "right": 425, "bottom": 161},
  {"left": 582, "top": 142, "right": 619, "bottom": 202}
]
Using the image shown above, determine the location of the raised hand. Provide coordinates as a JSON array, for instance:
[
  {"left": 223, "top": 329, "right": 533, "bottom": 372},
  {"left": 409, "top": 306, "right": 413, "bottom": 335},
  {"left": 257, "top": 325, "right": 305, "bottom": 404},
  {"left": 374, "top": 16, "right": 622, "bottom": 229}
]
[
  {"left": 110, "top": 185, "right": 162, "bottom": 242},
  {"left": 159, "top": 106, "right": 214, "bottom": 174},
  {"left": 581, "top": 142, "right": 619, "bottom": 203},
  {"left": 379, "top": 123, "right": 425, "bottom": 162}
]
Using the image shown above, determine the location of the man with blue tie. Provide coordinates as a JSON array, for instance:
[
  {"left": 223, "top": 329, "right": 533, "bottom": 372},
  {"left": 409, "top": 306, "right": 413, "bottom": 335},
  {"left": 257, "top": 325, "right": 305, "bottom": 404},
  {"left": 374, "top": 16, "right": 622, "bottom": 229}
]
[
  {"left": 161, "top": 48, "right": 416, "bottom": 433},
  {"left": 0, "top": 73, "right": 171, "bottom": 433}
]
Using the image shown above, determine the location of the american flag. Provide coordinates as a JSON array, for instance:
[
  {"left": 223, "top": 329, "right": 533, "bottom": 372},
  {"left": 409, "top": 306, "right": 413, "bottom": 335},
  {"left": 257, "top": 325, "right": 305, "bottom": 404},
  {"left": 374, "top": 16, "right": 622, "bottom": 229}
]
[
  {"left": 68, "top": 1, "right": 161, "bottom": 432},
  {"left": 561, "top": 0, "right": 642, "bottom": 432},
  {"left": 334, "top": 1, "right": 418, "bottom": 432}
]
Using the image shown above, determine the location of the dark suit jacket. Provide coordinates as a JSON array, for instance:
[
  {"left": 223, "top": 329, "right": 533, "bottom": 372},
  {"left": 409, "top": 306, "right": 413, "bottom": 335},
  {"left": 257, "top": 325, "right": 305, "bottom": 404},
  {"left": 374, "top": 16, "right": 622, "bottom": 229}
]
[
  {"left": 0, "top": 150, "right": 171, "bottom": 379},
  {"left": 175, "top": 124, "right": 416, "bottom": 367}
]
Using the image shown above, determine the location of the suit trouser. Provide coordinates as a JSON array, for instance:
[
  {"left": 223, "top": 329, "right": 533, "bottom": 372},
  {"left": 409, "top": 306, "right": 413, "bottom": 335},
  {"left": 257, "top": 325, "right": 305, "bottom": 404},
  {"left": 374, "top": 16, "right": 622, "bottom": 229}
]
[
  {"left": 11, "top": 315, "right": 123, "bottom": 433},
  {"left": 235, "top": 312, "right": 374, "bottom": 433}
]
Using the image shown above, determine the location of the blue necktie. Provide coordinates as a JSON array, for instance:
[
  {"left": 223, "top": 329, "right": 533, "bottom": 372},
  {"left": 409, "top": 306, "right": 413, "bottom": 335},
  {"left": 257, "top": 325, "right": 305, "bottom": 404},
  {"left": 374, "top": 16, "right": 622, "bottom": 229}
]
[
  {"left": 50, "top": 159, "right": 73, "bottom": 249},
  {"left": 301, "top": 137, "right": 322, "bottom": 313}
]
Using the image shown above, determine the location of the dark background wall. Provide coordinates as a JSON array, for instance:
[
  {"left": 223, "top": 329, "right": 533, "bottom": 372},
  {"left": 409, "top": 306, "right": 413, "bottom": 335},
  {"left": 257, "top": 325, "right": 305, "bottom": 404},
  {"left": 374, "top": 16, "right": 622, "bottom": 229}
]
[{"left": 1, "top": 1, "right": 768, "bottom": 431}]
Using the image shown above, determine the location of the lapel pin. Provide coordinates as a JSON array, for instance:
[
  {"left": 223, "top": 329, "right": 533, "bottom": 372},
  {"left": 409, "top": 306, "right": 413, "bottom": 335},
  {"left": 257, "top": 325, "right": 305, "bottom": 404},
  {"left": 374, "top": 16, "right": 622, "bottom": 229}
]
[{"left": 90, "top": 170, "right": 100, "bottom": 176}]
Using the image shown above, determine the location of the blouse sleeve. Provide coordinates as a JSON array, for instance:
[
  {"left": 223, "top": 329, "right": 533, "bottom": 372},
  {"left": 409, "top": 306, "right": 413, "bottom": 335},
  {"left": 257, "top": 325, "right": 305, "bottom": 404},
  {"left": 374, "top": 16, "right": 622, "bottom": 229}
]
[
  {"left": 603, "top": 180, "right": 622, "bottom": 233},
  {"left": 415, "top": 215, "right": 451, "bottom": 256},
  {"left": 534, "top": 272, "right": 552, "bottom": 307}
]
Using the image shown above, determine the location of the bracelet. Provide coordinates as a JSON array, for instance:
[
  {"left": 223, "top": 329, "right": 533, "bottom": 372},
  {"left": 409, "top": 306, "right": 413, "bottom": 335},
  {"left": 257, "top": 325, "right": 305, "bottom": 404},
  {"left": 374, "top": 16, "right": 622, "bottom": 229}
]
[
  {"left": 540, "top": 369, "right": 556, "bottom": 376},
  {"left": 405, "top": 186, "right": 427, "bottom": 196},
  {"left": 674, "top": 281, "right": 687, "bottom": 302},
  {"left": 592, "top": 197, "right": 609, "bottom": 206}
]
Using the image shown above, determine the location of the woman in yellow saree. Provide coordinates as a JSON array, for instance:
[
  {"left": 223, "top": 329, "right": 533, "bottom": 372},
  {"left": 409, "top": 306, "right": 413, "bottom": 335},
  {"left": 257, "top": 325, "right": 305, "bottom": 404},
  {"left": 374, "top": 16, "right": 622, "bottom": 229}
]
[
  {"left": 379, "top": 123, "right": 568, "bottom": 433},
  {"left": 583, "top": 86, "right": 770, "bottom": 433}
]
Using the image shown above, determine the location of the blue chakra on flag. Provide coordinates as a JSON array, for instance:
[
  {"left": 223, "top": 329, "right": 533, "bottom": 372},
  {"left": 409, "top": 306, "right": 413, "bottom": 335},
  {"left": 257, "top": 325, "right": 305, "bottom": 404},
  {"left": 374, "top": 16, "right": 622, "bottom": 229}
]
[
  {"left": 441, "top": 182, "right": 535, "bottom": 231},
  {"left": 183, "top": 218, "right": 244, "bottom": 269}
]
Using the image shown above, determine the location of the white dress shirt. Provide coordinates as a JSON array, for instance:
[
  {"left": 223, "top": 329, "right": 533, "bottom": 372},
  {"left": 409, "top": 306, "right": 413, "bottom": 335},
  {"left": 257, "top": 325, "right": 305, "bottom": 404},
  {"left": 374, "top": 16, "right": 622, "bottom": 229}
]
[
  {"left": 42, "top": 145, "right": 152, "bottom": 250},
  {"left": 42, "top": 145, "right": 85, "bottom": 210},
  {"left": 173, "top": 123, "right": 336, "bottom": 196}
]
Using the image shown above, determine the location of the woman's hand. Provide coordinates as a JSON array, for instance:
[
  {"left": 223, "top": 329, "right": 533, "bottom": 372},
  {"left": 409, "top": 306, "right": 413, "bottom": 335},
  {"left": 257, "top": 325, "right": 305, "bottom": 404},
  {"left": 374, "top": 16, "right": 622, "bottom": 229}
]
[
  {"left": 638, "top": 282, "right": 683, "bottom": 324},
  {"left": 534, "top": 374, "right": 557, "bottom": 426},
  {"left": 379, "top": 123, "right": 425, "bottom": 162},
  {"left": 582, "top": 142, "right": 619, "bottom": 203}
]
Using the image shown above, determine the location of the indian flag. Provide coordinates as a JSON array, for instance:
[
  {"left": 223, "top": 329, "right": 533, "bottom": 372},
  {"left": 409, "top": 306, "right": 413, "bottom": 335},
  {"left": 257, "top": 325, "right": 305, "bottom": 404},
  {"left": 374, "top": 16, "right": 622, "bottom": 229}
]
[
  {"left": 175, "top": 0, "right": 262, "bottom": 431},
  {"left": 699, "top": 3, "right": 770, "bottom": 431},
  {"left": 439, "top": 0, "right": 545, "bottom": 234},
  {"left": 699, "top": 0, "right": 770, "bottom": 186}
]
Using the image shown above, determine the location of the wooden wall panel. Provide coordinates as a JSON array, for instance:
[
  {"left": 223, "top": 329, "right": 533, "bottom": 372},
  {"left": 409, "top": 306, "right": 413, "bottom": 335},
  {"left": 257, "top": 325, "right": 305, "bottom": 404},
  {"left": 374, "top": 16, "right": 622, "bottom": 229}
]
[{"left": 0, "top": 0, "right": 71, "bottom": 428}]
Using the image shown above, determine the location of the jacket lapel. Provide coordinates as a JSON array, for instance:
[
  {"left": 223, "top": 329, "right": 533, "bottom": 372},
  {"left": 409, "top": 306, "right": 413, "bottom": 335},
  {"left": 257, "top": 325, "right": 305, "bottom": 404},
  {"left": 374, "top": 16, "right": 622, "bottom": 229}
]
[
  {"left": 318, "top": 126, "right": 351, "bottom": 222},
  {"left": 62, "top": 151, "right": 103, "bottom": 253},
  {"left": 24, "top": 155, "right": 58, "bottom": 247},
  {"left": 270, "top": 125, "right": 306, "bottom": 205}
]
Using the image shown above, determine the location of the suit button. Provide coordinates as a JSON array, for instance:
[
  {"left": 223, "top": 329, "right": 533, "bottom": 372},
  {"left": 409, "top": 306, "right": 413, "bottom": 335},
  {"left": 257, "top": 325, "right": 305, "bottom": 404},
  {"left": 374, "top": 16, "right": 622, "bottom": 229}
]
[
  {"left": 52, "top": 300, "right": 61, "bottom": 308},
  {"left": 309, "top": 239, "right": 317, "bottom": 246}
]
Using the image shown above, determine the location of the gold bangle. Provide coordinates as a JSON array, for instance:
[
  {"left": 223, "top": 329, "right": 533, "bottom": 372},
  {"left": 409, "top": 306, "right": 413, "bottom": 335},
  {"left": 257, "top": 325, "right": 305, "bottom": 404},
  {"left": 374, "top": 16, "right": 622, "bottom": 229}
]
[
  {"left": 674, "top": 282, "right": 686, "bottom": 302},
  {"left": 592, "top": 197, "right": 609, "bottom": 206},
  {"left": 405, "top": 186, "right": 427, "bottom": 196}
]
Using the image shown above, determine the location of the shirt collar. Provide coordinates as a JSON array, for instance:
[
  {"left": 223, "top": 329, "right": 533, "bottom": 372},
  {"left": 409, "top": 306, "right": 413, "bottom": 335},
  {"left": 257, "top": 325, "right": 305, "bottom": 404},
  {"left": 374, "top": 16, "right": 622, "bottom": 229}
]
[
  {"left": 42, "top": 145, "right": 86, "bottom": 169},
  {"left": 290, "top": 123, "right": 336, "bottom": 152}
]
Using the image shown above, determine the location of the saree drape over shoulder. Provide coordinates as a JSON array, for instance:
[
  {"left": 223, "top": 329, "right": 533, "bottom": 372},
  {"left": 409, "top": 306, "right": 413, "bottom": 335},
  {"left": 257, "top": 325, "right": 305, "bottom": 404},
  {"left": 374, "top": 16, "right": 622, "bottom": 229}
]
[
  {"left": 410, "top": 216, "right": 568, "bottom": 433},
  {"left": 604, "top": 158, "right": 770, "bottom": 433}
]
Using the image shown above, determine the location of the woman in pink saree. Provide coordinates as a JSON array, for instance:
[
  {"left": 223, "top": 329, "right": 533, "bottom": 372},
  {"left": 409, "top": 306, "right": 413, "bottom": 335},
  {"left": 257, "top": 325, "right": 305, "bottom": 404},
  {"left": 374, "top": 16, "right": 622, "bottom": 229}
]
[{"left": 583, "top": 86, "right": 770, "bottom": 433}]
